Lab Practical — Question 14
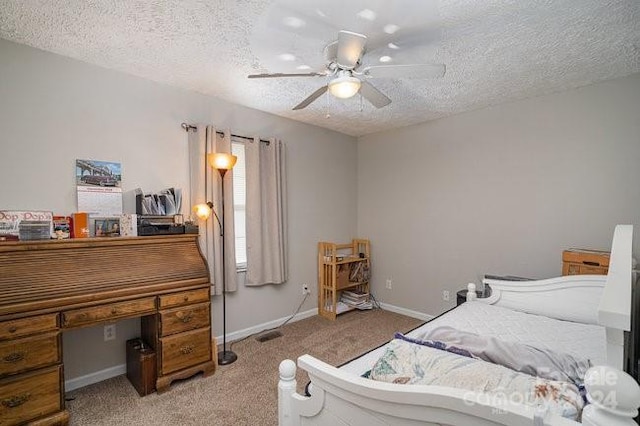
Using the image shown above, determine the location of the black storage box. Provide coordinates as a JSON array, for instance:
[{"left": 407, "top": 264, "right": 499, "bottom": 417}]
[{"left": 126, "top": 338, "right": 157, "bottom": 396}]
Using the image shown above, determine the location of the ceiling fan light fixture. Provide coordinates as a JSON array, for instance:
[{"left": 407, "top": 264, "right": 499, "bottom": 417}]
[{"left": 328, "top": 75, "right": 361, "bottom": 99}]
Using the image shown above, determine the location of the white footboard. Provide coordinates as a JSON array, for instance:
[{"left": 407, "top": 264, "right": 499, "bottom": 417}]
[{"left": 279, "top": 356, "right": 640, "bottom": 426}]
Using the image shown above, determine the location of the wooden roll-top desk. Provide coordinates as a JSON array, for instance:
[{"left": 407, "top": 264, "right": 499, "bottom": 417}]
[{"left": 0, "top": 235, "right": 216, "bottom": 425}]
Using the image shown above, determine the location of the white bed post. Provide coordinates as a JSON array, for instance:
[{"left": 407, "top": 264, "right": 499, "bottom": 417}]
[
  {"left": 598, "top": 224, "right": 634, "bottom": 369},
  {"left": 278, "top": 359, "right": 297, "bottom": 426},
  {"left": 582, "top": 365, "right": 640, "bottom": 426}
]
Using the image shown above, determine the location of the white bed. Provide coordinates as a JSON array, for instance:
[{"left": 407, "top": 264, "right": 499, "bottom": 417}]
[{"left": 278, "top": 225, "right": 640, "bottom": 426}]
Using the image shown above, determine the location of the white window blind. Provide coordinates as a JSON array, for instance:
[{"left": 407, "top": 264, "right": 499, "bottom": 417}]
[{"left": 232, "top": 141, "right": 247, "bottom": 269}]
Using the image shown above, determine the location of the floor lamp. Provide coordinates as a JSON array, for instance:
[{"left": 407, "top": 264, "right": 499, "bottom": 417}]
[{"left": 193, "top": 152, "right": 238, "bottom": 366}]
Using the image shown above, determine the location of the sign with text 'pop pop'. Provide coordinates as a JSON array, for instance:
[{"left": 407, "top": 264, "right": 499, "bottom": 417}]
[{"left": 0, "top": 210, "right": 53, "bottom": 239}]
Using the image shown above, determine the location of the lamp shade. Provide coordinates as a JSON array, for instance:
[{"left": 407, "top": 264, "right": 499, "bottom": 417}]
[
  {"left": 193, "top": 202, "right": 213, "bottom": 221},
  {"left": 208, "top": 152, "right": 237, "bottom": 171},
  {"left": 328, "top": 75, "right": 361, "bottom": 99}
]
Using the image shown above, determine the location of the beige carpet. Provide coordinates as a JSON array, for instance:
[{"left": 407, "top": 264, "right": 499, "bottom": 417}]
[{"left": 66, "top": 309, "right": 423, "bottom": 425}]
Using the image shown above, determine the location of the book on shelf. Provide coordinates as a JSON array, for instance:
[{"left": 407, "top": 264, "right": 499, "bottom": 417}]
[
  {"left": 342, "top": 289, "right": 368, "bottom": 299},
  {"left": 340, "top": 297, "right": 373, "bottom": 310},
  {"left": 323, "top": 254, "right": 360, "bottom": 263},
  {"left": 340, "top": 289, "right": 372, "bottom": 310},
  {"left": 341, "top": 294, "right": 367, "bottom": 304}
]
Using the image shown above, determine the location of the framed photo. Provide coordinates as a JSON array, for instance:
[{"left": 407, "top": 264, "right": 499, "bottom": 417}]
[{"left": 94, "top": 218, "right": 120, "bottom": 237}]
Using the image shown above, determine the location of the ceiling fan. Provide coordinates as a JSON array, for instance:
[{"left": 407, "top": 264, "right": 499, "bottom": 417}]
[{"left": 248, "top": 30, "right": 446, "bottom": 110}]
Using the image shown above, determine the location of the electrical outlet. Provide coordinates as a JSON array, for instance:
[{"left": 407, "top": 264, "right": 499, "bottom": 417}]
[
  {"left": 386, "top": 278, "right": 393, "bottom": 289},
  {"left": 442, "top": 290, "right": 450, "bottom": 301},
  {"left": 302, "top": 283, "right": 310, "bottom": 295},
  {"left": 104, "top": 324, "right": 116, "bottom": 341}
]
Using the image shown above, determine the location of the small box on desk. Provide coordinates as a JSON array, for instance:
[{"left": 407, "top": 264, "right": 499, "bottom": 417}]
[
  {"left": 137, "top": 215, "right": 185, "bottom": 236},
  {"left": 72, "top": 212, "right": 90, "bottom": 238},
  {"left": 126, "top": 338, "right": 156, "bottom": 397},
  {"left": 18, "top": 221, "right": 52, "bottom": 240}
]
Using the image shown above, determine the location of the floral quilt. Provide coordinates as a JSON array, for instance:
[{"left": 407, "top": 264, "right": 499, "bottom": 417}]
[{"left": 369, "top": 338, "right": 584, "bottom": 420}]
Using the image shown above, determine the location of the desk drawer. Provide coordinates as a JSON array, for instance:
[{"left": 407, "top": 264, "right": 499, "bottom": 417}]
[
  {"left": 0, "top": 332, "right": 60, "bottom": 378},
  {"left": 160, "top": 303, "right": 210, "bottom": 337},
  {"left": 159, "top": 288, "right": 209, "bottom": 309},
  {"left": 0, "top": 366, "right": 62, "bottom": 426},
  {"left": 0, "top": 314, "right": 58, "bottom": 341},
  {"left": 564, "top": 264, "right": 608, "bottom": 276},
  {"left": 63, "top": 297, "right": 156, "bottom": 328},
  {"left": 160, "top": 328, "right": 211, "bottom": 375}
]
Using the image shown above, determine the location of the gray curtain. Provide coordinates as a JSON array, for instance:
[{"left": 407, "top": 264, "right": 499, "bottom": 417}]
[
  {"left": 188, "top": 125, "right": 238, "bottom": 294},
  {"left": 245, "top": 137, "right": 288, "bottom": 286}
]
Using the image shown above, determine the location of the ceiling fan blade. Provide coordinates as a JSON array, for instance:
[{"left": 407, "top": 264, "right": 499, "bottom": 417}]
[
  {"left": 292, "top": 85, "right": 328, "bottom": 110},
  {"left": 362, "top": 63, "right": 446, "bottom": 79},
  {"left": 336, "top": 30, "right": 367, "bottom": 69},
  {"left": 248, "top": 72, "right": 325, "bottom": 79},
  {"left": 359, "top": 81, "right": 391, "bottom": 109}
]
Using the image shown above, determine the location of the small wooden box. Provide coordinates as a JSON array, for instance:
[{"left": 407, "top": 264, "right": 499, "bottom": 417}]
[
  {"left": 126, "top": 338, "right": 157, "bottom": 396},
  {"left": 562, "top": 248, "right": 610, "bottom": 276}
]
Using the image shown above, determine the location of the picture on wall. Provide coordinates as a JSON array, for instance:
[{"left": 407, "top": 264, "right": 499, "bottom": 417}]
[{"left": 76, "top": 159, "right": 123, "bottom": 216}]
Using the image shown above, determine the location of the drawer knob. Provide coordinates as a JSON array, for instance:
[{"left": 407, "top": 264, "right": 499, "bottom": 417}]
[
  {"left": 177, "top": 312, "right": 193, "bottom": 323},
  {"left": 3, "top": 352, "right": 25, "bottom": 363},
  {"left": 183, "top": 296, "right": 189, "bottom": 302},
  {"left": 8, "top": 326, "right": 17, "bottom": 333},
  {"left": 180, "top": 345, "right": 194, "bottom": 355},
  {"left": 111, "top": 308, "right": 119, "bottom": 315},
  {"left": 2, "top": 393, "right": 31, "bottom": 408}
]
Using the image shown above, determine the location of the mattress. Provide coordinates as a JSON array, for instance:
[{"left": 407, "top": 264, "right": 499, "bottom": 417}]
[{"left": 340, "top": 301, "right": 606, "bottom": 375}]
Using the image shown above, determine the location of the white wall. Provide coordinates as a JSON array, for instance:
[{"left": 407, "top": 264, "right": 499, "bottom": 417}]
[
  {"left": 358, "top": 73, "right": 640, "bottom": 316},
  {"left": 0, "top": 38, "right": 358, "bottom": 380}
]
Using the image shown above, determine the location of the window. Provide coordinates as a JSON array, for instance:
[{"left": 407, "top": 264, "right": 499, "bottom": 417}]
[{"left": 232, "top": 141, "right": 247, "bottom": 269}]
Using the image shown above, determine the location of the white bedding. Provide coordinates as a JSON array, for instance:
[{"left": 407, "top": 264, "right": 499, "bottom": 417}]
[{"left": 340, "top": 301, "right": 606, "bottom": 375}]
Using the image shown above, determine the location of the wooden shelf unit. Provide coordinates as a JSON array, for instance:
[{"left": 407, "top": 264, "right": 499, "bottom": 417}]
[{"left": 318, "top": 239, "right": 370, "bottom": 320}]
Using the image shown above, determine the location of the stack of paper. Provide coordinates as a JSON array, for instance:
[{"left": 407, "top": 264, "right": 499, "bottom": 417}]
[
  {"left": 135, "top": 188, "right": 182, "bottom": 216},
  {"left": 340, "top": 290, "right": 372, "bottom": 310}
]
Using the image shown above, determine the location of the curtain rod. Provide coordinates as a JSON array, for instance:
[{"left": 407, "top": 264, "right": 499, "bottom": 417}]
[{"left": 181, "top": 123, "right": 270, "bottom": 144}]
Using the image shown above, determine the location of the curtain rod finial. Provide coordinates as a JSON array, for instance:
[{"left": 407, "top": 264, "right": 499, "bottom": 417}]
[{"left": 181, "top": 123, "right": 197, "bottom": 132}]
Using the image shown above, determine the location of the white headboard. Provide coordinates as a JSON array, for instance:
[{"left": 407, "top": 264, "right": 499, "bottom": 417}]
[{"left": 481, "top": 275, "right": 606, "bottom": 324}]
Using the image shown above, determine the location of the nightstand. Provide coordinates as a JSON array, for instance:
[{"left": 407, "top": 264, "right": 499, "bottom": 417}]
[
  {"left": 562, "top": 248, "right": 610, "bottom": 276},
  {"left": 456, "top": 285, "right": 491, "bottom": 306}
]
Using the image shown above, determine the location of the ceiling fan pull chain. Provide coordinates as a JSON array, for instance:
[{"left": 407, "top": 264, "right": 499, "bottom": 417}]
[{"left": 325, "top": 88, "right": 331, "bottom": 119}]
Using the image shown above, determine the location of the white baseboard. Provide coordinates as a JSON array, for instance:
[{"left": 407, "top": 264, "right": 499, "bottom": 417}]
[
  {"left": 65, "top": 364, "right": 126, "bottom": 392},
  {"left": 378, "top": 302, "right": 434, "bottom": 322},
  {"left": 66, "top": 305, "right": 427, "bottom": 390},
  {"left": 217, "top": 307, "right": 318, "bottom": 344}
]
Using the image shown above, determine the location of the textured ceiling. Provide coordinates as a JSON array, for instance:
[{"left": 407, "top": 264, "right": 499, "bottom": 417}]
[{"left": 1, "top": 0, "right": 639, "bottom": 137}]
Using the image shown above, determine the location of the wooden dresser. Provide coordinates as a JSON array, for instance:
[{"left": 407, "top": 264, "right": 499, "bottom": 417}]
[
  {"left": 562, "top": 248, "right": 610, "bottom": 276},
  {"left": 0, "top": 235, "right": 216, "bottom": 425}
]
